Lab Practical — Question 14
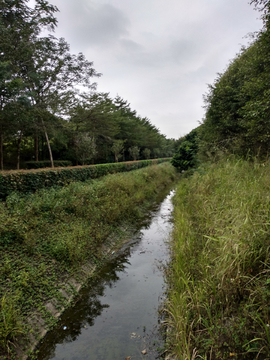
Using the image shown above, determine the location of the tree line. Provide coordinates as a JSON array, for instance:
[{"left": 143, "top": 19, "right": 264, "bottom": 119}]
[
  {"left": 172, "top": 0, "right": 270, "bottom": 170},
  {"left": 0, "top": 0, "right": 176, "bottom": 170}
]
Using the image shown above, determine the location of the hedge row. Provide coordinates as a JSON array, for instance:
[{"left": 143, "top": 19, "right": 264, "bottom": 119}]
[
  {"left": 0, "top": 159, "right": 170, "bottom": 200},
  {"left": 25, "top": 160, "right": 72, "bottom": 169}
]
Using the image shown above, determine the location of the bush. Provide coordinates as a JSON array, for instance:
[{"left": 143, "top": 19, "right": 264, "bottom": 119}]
[
  {"left": 171, "top": 127, "right": 200, "bottom": 171},
  {"left": 0, "top": 159, "right": 170, "bottom": 200},
  {"left": 25, "top": 160, "right": 72, "bottom": 169}
]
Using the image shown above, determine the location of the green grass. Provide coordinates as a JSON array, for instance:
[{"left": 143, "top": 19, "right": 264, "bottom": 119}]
[
  {"left": 165, "top": 159, "right": 270, "bottom": 360},
  {"left": 0, "top": 163, "right": 176, "bottom": 358}
]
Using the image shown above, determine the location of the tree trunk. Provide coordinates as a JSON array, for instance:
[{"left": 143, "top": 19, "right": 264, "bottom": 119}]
[
  {"left": 75, "top": 128, "right": 79, "bottom": 166},
  {"left": 16, "top": 132, "right": 22, "bottom": 170},
  {"left": 42, "top": 120, "right": 54, "bottom": 168},
  {"left": 41, "top": 135, "right": 44, "bottom": 160},
  {"left": 35, "top": 134, "right": 39, "bottom": 162},
  {"left": 0, "top": 129, "right": 3, "bottom": 171}
]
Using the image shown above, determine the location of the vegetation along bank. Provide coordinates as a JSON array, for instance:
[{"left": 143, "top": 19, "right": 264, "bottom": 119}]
[
  {"left": 0, "top": 158, "right": 170, "bottom": 200},
  {"left": 165, "top": 159, "right": 270, "bottom": 359},
  {"left": 0, "top": 162, "right": 177, "bottom": 359}
]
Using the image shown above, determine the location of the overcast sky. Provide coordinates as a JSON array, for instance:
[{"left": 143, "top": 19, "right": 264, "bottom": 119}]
[{"left": 44, "top": 0, "right": 263, "bottom": 139}]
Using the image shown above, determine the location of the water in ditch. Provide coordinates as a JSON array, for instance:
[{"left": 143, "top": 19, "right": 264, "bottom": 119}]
[{"left": 36, "top": 189, "right": 174, "bottom": 360}]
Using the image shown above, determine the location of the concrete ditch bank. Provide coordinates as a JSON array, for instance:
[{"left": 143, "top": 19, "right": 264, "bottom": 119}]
[{"left": 18, "top": 235, "right": 133, "bottom": 360}]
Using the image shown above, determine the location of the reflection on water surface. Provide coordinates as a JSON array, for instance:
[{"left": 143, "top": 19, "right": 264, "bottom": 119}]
[{"left": 36, "top": 189, "right": 174, "bottom": 360}]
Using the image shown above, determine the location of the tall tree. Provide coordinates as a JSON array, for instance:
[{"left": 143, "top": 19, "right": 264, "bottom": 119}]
[
  {"left": 201, "top": 25, "right": 270, "bottom": 160},
  {"left": 69, "top": 93, "right": 118, "bottom": 164},
  {"left": 0, "top": 62, "right": 24, "bottom": 169},
  {"left": 25, "top": 35, "right": 101, "bottom": 167},
  {"left": 129, "top": 146, "right": 140, "bottom": 161},
  {"left": 171, "top": 127, "right": 200, "bottom": 170},
  {"left": 0, "top": 0, "right": 101, "bottom": 168},
  {"left": 0, "top": 0, "right": 58, "bottom": 168},
  {"left": 76, "top": 133, "right": 97, "bottom": 165},
  {"left": 111, "top": 140, "right": 125, "bottom": 162}
]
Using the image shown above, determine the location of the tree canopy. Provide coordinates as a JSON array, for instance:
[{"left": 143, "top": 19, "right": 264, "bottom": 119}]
[
  {"left": 170, "top": 0, "right": 270, "bottom": 170},
  {"left": 0, "top": 0, "right": 173, "bottom": 170},
  {"left": 195, "top": 0, "right": 270, "bottom": 161}
]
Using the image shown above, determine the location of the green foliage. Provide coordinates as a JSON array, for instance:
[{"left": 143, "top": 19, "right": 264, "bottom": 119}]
[
  {"left": 0, "top": 162, "right": 175, "bottom": 265},
  {"left": 76, "top": 134, "right": 97, "bottom": 165},
  {"left": 25, "top": 160, "right": 72, "bottom": 169},
  {"left": 111, "top": 140, "right": 125, "bottom": 162},
  {"left": 0, "top": 1, "right": 174, "bottom": 169},
  {"left": 142, "top": 148, "right": 151, "bottom": 159},
  {"left": 68, "top": 93, "right": 172, "bottom": 165},
  {"left": 128, "top": 146, "right": 140, "bottom": 161},
  {"left": 0, "top": 0, "right": 100, "bottom": 170},
  {"left": 0, "top": 294, "right": 24, "bottom": 353},
  {"left": 0, "top": 159, "right": 170, "bottom": 200},
  {"left": 200, "top": 8, "right": 270, "bottom": 160},
  {"left": 171, "top": 127, "right": 200, "bottom": 171},
  {"left": 166, "top": 159, "right": 270, "bottom": 359}
]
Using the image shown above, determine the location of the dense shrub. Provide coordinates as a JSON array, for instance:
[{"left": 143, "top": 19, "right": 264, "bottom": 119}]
[
  {"left": 0, "top": 159, "right": 170, "bottom": 200},
  {"left": 25, "top": 160, "right": 72, "bottom": 169},
  {"left": 171, "top": 127, "right": 200, "bottom": 171}
]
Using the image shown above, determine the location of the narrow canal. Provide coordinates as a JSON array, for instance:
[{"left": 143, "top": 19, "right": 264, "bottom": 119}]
[{"left": 36, "top": 189, "right": 174, "bottom": 360}]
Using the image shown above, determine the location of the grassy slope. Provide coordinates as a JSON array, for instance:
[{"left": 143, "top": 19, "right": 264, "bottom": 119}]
[
  {"left": 0, "top": 163, "right": 176, "bottom": 359},
  {"left": 166, "top": 159, "right": 270, "bottom": 360}
]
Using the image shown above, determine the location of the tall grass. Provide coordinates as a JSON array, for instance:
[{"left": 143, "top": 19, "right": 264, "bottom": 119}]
[
  {"left": 0, "top": 295, "right": 23, "bottom": 354},
  {"left": 166, "top": 159, "right": 270, "bottom": 359},
  {"left": 1, "top": 163, "right": 176, "bottom": 265}
]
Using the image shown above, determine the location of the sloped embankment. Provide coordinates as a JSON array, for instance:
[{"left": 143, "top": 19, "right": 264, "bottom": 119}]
[{"left": 0, "top": 163, "right": 176, "bottom": 360}]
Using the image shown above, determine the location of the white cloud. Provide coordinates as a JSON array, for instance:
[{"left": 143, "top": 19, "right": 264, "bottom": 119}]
[
  {"left": 47, "top": 0, "right": 263, "bottom": 138},
  {"left": 50, "top": 1, "right": 130, "bottom": 47}
]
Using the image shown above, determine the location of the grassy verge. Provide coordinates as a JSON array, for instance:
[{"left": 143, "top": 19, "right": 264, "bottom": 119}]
[
  {"left": 165, "top": 159, "right": 270, "bottom": 360},
  {"left": 0, "top": 163, "right": 176, "bottom": 359}
]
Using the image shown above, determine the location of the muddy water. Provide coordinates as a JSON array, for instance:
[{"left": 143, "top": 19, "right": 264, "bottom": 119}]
[{"left": 36, "top": 189, "right": 174, "bottom": 360}]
